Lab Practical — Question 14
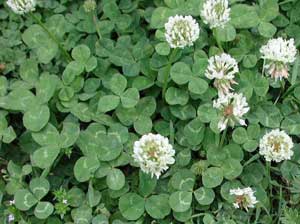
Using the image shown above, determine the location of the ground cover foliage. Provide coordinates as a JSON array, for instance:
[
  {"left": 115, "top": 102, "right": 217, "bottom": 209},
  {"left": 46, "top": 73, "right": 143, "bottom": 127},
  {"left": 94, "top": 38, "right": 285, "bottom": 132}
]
[{"left": 0, "top": 0, "right": 300, "bottom": 223}]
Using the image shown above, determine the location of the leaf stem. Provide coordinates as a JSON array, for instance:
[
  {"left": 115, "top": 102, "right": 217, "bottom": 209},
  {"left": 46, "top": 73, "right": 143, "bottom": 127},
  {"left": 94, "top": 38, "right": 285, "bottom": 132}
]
[
  {"left": 162, "top": 48, "right": 179, "bottom": 99},
  {"left": 274, "top": 81, "right": 285, "bottom": 105},
  {"left": 266, "top": 161, "right": 273, "bottom": 204},
  {"left": 29, "top": 12, "right": 72, "bottom": 62},
  {"left": 92, "top": 13, "right": 102, "bottom": 41},
  {"left": 219, "top": 127, "right": 227, "bottom": 148},
  {"left": 213, "top": 29, "right": 224, "bottom": 52}
]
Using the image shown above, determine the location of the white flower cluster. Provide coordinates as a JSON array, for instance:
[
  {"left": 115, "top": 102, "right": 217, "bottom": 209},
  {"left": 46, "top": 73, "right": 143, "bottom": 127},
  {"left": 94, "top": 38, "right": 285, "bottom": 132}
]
[
  {"left": 165, "top": 15, "right": 200, "bottom": 48},
  {"left": 201, "top": 0, "right": 231, "bottom": 29},
  {"left": 260, "top": 38, "right": 297, "bottom": 80},
  {"left": 213, "top": 93, "right": 249, "bottom": 131},
  {"left": 133, "top": 133, "right": 175, "bottom": 178},
  {"left": 6, "top": 0, "right": 36, "bottom": 14},
  {"left": 205, "top": 53, "right": 238, "bottom": 96},
  {"left": 259, "top": 129, "right": 294, "bottom": 163},
  {"left": 230, "top": 187, "right": 258, "bottom": 211}
]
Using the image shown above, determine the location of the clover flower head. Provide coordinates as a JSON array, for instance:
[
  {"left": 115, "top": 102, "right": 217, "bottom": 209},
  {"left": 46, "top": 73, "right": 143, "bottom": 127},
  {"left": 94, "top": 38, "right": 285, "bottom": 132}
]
[
  {"left": 201, "top": 0, "right": 230, "bottom": 29},
  {"left": 260, "top": 38, "right": 297, "bottom": 80},
  {"left": 83, "top": 0, "right": 96, "bottom": 12},
  {"left": 205, "top": 53, "right": 238, "bottom": 96},
  {"left": 165, "top": 15, "right": 200, "bottom": 49},
  {"left": 6, "top": 0, "right": 36, "bottom": 14},
  {"left": 213, "top": 93, "right": 249, "bottom": 131},
  {"left": 230, "top": 187, "right": 258, "bottom": 211},
  {"left": 259, "top": 129, "right": 294, "bottom": 162},
  {"left": 9, "top": 200, "right": 15, "bottom": 205},
  {"left": 133, "top": 133, "right": 175, "bottom": 178}
]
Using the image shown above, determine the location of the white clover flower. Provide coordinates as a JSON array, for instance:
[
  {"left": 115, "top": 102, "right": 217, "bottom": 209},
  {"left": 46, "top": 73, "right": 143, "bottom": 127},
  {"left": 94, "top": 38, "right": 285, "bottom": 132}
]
[
  {"left": 6, "top": 0, "right": 36, "bottom": 14},
  {"left": 133, "top": 133, "right": 175, "bottom": 178},
  {"left": 259, "top": 129, "right": 294, "bottom": 163},
  {"left": 201, "top": 0, "right": 230, "bottom": 29},
  {"left": 260, "top": 38, "right": 297, "bottom": 80},
  {"left": 205, "top": 53, "right": 238, "bottom": 96},
  {"left": 213, "top": 93, "right": 249, "bottom": 131},
  {"left": 9, "top": 199, "right": 15, "bottom": 205},
  {"left": 165, "top": 15, "right": 200, "bottom": 49},
  {"left": 8, "top": 214, "right": 15, "bottom": 223},
  {"left": 230, "top": 187, "right": 258, "bottom": 211}
]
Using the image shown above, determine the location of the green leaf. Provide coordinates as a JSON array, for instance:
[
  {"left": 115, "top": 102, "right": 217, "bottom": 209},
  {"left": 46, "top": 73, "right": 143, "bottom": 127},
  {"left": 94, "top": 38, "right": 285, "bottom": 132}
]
[
  {"left": 258, "top": 0, "right": 279, "bottom": 22},
  {"left": 106, "top": 168, "right": 125, "bottom": 191},
  {"left": 98, "top": 135, "right": 122, "bottom": 161},
  {"left": 103, "top": 1, "right": 120, "bottom": 20},
  {"left": 20, "top": 59, "right": 39, "bottom": 84},
  {"left": 29, "top": 177, "right": 50, "bottom": 200},
  {"left": 258, "top": 22, "right": 277, "bottom": 38},
  {"left": 242, "top": 54, "right": 258, "bottom": 68},
  {"left": 98, "top": 95, "right": 120, "bottom": 113},
  {"left": 155, "top": 42, "right": 170, "bottom": 56},
  {"left": 133, "top": 115, "right": 152, "bottom": 135},
  {"left": 138, "top": 171, "right": 157, "bottom": 197},
  {"left": 183, "top": 117, "right": 205, "bottom": 146},
  {"left": 119, "top": 193, "right": 145, "bottom": 220},
  {"left": 221, "top": 159, "right": 243, "bottom": 180},
  {"left": 2, "top": 126, "right": 16, "bottom": 143},
  {"left": 170, "top": 169, "right": 195, "bottom": 191},
  {"left": 23, "top": 105, "right": 50, "bottom": 132},
  {"left": 202, "top": 167, "right": 224, "bottom": 188},
  {"left": 165, "top": 87, "right": 189, "bottom": 106},
  {"left": 232, "top": 127, "right": 248, "bottom": 144},
  {"left": 14, "top": 189, "right": 38, "bottom": 211},
  {"left": 72, "top": 45, "right": 91, "bottom": 64},
  {"left": 71, "top": 205, "right": 93, "bottom": 224},
  {"left": 169, "top": 191, "right": 192, "bottom": 212},
  {"left": 150, "top": 7, "right": 174, "bottom": 29},
  {"left": 36, "top": 74, "right": 58, "bottom": 104},
  {"left": 170, "top": 62, "right": 192, "bottom": 85},
  {"left": 197, "top": 103, "right": 217, "bottom": 123},
  {"left": 62, "top": 61, "right": 84, "bottom": 85},
  {"left": 32, "top": 146, "right": 60, "bottom": 169},
  {"left": 254, "top": 76, "right": 269, "bottom": 96},
  {"left": 32, "top": 124, "right": 60, "bottom": 146},
  {"left": 145, "top": 194, "right": 171, "bottom": 219},
  {"left": 188, "top": 77, "right": 208, "bottom": 95},
  {"left": 85, "top": 56, "right": 98, "bottom": 72},
  {"left": 282, "top": 114, "right": 300, "bottom": 135},
  {"left": 120, "top": 88, "right": 139, "bottom": 108},
  {"left": 0, "top": 76, "right": 8, "bottom": 96},
  {"left": 76, "top": 123, "right": 106, "bottom": 156},
  {"left": 255, "top": 104, "right": 282, "bottom": 128},
  {"left": 109, "top": 47, "right": 135, "bottom": 66},
  {"left": 110, "top": 74, "right": 127, "bottom": 96},
  {"left": 4, "top": 89, "right": 37, "bottom": 111},
  {"left": 231, "top": 4, "right": 260, "bottom": 29},
  {"left": 214, "top": 24, "right": 236, "bottom": 42},
  {"left": 194, "top": 187, "right": 215, "bottom": 205},
  {"left": 87, "top": 181, "right": 102, "bottom": 208},
  {"left": 34, "top": 202, "right": 54, "bottom": 219},
  {"left": 74, "top": 156, "right": 100, "bottom": 182},
  {"left": 71, "top": 103, "right": 92, "bottom": 122},
  {"left": 59, "top": 121, "right": 80, "bottom": 148},
  {"left": 22, "top": 25, "right": 58, "bottom": 64}
]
